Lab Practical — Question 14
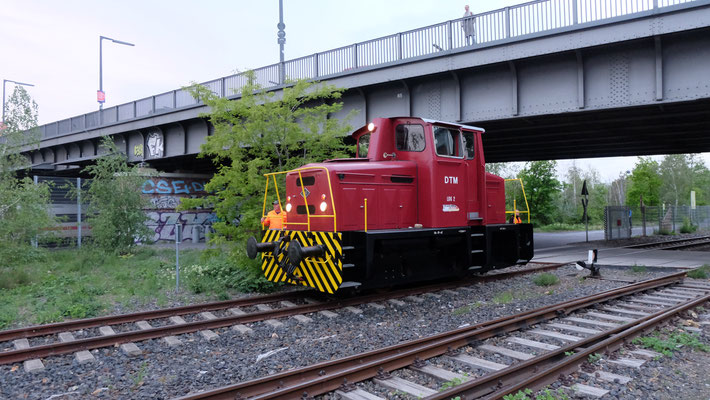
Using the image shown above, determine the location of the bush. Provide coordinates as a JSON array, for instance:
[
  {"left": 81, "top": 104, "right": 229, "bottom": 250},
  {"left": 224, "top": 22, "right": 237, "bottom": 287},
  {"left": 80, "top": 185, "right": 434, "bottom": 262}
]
[
  {"left": 533, "top": 273, "right": 560, "bottom": 286},
  {"left": 680, "top": 217, "right": 698, "bottom": 234},
  {"left": 654, "top": 228, "right": 673, "bottom": 235},
  {"left": 177, "top": 252, "right": 278, "bottom": 295},
  {"left": 81, "top": 137, "right": 151, "bottom": 254}
]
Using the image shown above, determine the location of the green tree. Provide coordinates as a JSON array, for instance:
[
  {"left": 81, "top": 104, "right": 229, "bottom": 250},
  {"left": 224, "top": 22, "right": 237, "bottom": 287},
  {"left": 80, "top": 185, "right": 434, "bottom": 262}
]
[
  {"left": 627, "top": 157, "right": 661, "bottom": 207},
  {"left": 659, "top": 154, "right": 709, "bottom": 206},
  {"left": 519, "top": 160, "right": 560, "bottom": 225},
  {"left": 0, "top": 86, "right": 54, "bottom": 259},
  {"left": 183, "top": 74, "right": 354, "bottom": 247},
  {"left": 486, "top": 162, "right": 521, "bottom": 179},
  {"left": 82, "top": 137, "right": 151, "bottom": 253},
  {"left": 559, "top": 164, "right": 607, "bottom": 224}
]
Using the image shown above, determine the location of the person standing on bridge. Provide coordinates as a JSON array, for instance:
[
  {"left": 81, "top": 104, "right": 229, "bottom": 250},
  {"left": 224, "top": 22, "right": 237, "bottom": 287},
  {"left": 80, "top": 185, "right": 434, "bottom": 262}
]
[
  {"left": 261, "top": 200, "right": 287, "bottom": 230},
  {"left": 462, "top": 5, "right": 475, "bottom": 45}
]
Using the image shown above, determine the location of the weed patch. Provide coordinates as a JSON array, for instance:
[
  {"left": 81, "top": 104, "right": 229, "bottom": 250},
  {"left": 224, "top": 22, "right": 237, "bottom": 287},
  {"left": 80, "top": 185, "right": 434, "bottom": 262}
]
[
  {"left": 631, "top": 265, "right": 647, "bottom": 273},
  {"left": 633, "top": 329, "right": 710, "bottom": 356},
  {"left": 687, "top": 265, "right": 710, "bottom": 279},
  {"left": 493, "top": 291, "right": 514, "bottom": 304},
  {"left": 439, "top": 374, "right": 468, "bottom": 391},
  {"left": 452, "top": 302, "right": 483, "bottom": 316},
  {"left": 532, "top": 273, "right": 559, "bottom": 287}
]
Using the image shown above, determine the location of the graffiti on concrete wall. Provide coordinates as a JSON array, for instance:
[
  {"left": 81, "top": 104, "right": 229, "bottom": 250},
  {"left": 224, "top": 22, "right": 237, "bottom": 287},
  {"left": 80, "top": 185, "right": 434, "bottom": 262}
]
[
  {"left": 142, "top": 177, "right": 208, "bottom": 211},
  {"left": 146, "top": 211, "right": 217, "bottom": 242},
  {"left": 141, "top": 176, "right": 214, "bottom": 242}
]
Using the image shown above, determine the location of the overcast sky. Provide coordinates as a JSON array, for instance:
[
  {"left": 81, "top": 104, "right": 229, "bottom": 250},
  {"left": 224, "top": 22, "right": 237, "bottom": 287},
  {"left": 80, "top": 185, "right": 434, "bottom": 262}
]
[{"left": 1, "top": 0, "right": 706, "bottom": 182}]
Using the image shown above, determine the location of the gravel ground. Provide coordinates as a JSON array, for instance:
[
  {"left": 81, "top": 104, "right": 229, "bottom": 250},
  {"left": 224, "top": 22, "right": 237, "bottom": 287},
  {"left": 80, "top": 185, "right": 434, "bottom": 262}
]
[{"left": 0, "top": 265, "right": 707, "bottom": 400}]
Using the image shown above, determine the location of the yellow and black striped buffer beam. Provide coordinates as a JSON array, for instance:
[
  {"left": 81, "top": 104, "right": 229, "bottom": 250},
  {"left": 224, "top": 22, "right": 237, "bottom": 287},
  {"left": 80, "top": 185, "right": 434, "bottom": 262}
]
[{"left": 260, "top": 230, "right": 344, "bottom": 294}]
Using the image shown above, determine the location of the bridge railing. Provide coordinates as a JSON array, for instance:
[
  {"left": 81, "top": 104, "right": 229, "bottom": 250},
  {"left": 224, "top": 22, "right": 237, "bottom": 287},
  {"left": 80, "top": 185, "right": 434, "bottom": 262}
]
[{"left": 36, "top": 0, "right": 701, "bottom": 142}]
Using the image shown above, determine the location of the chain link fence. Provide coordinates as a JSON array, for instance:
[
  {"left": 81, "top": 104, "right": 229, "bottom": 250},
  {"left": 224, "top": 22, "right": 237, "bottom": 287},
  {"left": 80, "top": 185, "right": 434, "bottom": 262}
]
[{"left": 605, "top": 205, "right": 710, "bottom": 240}]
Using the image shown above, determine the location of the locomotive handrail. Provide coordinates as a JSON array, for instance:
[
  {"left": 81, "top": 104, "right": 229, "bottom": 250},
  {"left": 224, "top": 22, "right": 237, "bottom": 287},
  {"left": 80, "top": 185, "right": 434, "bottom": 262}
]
[
  {"left": 504, "top": 178, "right": 531, "bottom": 223},
  {"left": 262, "top": 166, "right": 337, "bottom": 232}
]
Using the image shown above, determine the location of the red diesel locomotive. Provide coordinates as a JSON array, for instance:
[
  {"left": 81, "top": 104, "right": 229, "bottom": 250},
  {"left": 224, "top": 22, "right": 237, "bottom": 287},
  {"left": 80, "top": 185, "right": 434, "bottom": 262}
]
[{"left": 247, "top": 117, "right": 533, "bottom": 294}]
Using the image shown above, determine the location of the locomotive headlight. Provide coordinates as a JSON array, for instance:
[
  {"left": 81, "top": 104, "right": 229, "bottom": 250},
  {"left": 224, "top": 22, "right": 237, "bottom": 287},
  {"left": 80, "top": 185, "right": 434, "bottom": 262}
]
[
  {"left": 367, "top": 122, "right": 376, "bottom": 132},
  {"left": 321, "top": 194, "right": 326, "bottom": 200},
  {"left": 285, "top": 203, "right": 292, "bottom": 212},
  {"left": 319, "top": 201, "right": 328, "bottom": 212}
]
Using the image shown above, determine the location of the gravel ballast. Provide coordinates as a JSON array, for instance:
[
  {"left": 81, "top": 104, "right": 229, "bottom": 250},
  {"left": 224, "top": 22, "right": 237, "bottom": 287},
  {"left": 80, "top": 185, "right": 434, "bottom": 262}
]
[{"left": 1, "top": 265, "right": 708, "bottom": 400}]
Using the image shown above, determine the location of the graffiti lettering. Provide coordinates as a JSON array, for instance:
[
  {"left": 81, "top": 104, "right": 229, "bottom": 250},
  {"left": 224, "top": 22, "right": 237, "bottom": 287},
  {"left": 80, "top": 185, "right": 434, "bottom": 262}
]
[
  {"left": 150, "top": 196, "right": 180, "bottom": 209},
  {"left": 145, "top": 211, "right": 217, "bottom": 242},
  {"left": 142, "top": 178, "right": 208, "bottom": 195}
]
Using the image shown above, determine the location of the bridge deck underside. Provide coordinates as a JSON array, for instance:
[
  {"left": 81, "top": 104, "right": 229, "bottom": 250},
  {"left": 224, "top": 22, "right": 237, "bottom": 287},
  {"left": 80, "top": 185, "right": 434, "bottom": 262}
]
[{"left": 481, "top": 98, "right": 710, "bottom": 162}]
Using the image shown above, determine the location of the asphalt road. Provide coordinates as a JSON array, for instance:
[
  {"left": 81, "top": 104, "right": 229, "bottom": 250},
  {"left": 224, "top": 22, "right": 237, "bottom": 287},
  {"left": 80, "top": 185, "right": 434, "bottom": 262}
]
[
  {"left": 534, "top": 230, "right": 604, "bottom": 250},
  {"left": 534, "top": 227, "right": 655, "bottom": 249}
]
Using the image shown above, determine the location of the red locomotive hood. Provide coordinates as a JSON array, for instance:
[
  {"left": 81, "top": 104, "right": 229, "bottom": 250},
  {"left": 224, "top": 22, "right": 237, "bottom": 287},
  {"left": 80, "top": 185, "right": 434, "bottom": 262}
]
[{"left": 297, "top": 160, "right": 417, "bottom": 175}]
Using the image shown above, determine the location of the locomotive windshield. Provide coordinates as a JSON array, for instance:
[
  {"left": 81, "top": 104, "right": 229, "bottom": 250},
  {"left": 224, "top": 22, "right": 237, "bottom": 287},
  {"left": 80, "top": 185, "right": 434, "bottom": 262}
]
[
  {"left": 357, "top": 133, "right": 370, "bottom": 158},
  {"left": 395, "top": 124, "right": 426, "bottom": 152},
  {"left": 433, "top": 126, "right": 463, "bottom": 158}
]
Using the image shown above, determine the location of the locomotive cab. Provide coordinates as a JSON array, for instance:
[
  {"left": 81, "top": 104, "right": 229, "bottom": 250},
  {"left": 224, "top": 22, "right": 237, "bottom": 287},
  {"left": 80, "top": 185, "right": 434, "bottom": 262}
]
[{"left": 247, "top": 117, "right": 534, "bottom": 294}]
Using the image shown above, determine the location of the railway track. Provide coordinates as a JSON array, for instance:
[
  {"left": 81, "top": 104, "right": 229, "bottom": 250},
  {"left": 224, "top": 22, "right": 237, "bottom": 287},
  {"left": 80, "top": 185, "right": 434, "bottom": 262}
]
[
  {"left": 0, "top": 262, "right": 566, "bottom": 367},
  {"left": 172, "top": 271, "right": 710, "bottom": 400},
  {"left": 624, "top": 235, "right": 710, "bottom": 250}
]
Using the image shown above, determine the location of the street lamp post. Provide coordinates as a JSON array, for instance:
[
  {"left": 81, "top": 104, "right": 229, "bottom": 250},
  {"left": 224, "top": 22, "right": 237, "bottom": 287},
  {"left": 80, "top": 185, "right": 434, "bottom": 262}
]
[
  {"left": 98, "top": 35, "right": 135, "bottom": 111},
  {"left": 2, "top": 79, "right": 35, "bottom": 124},
  {"left": 277, "top": 0, "right": 286, "bottom": 84}
]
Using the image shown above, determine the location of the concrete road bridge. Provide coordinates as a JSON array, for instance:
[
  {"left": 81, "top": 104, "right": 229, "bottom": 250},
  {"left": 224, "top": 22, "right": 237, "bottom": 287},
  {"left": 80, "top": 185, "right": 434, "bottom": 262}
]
[{"left": 24, "top": 0, "right": 710, "bottom": 174}]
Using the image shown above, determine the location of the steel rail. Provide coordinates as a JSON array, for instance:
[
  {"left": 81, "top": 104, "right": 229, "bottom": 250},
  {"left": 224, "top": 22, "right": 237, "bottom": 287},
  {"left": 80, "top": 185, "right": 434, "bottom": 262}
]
[
  {"left": 172, "top": 271, "right": 687, "bottom": 400},
  {"left": 0, "top": 289, "right": 314, "bottom": 342},
  {"left": 475, "top": 290, "right": 710, "bottom": 399},
  {"left": 623, "top": 235, "right": 710, "bottom": 249},
  {"left": 0, "top": 262, "right": 564, "bottom": 343},
  {"left": 0, "top": 263, "right": 567, "bottom": 364},
  {"left": 661, "top": 239, "right": 710, "bottom": 250}
]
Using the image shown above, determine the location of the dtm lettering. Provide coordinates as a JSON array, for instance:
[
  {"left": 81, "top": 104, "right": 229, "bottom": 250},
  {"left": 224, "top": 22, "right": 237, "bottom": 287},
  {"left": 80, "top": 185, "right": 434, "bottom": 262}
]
[{"left": 444, "top": 176, "right": 459, "bottom": 184}]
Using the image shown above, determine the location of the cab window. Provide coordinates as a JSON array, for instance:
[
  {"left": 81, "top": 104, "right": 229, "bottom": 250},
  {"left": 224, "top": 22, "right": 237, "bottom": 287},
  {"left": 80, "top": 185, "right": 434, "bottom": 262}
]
[
  {"left": 433, "top": 126, "right": 463, "bottom": 158},
  {"left": 357, "top": 133, "right": 370, "bottom": 158},
  {"left": 395, "top": 124, "right": 426, "bottom": 152},
  {"left": 463, "top": 131, "right": 475, "bottom": 160}
]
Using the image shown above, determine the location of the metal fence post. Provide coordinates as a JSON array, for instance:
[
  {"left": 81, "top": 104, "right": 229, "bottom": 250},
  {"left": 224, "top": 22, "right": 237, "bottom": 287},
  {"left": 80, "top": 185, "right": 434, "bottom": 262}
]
[
  {"left": 313, "top": 53, "right": 319, "bottom": 78},
  {"left": 447, "top": 21, "right": 453, "bottom": 50},
  {"left": 352, "top": 44, "right": 358, "bottom": 69},
  {"left": 505, "top": 7, "right": 511, "bottom": 38},
  {"left": 33, "top": 176, "right": 38, "bottom": 248},
  {"left": 572, "top": 0, "right": 578, "bottom": 25},
  {"left": 175, "top": 223, "right": 181, "bottom": 292},
  {"left": 641, "top": 204, "right": 646, "bottom": 237},
  {"left": 672, "top": 206, "right": 676, "bottom": 232},
  {"left": 397, "top": 33, "right": 402, "bottom": 60},
  {"left": 77, "top": 177, "right": 82, "bottom": 248}
]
